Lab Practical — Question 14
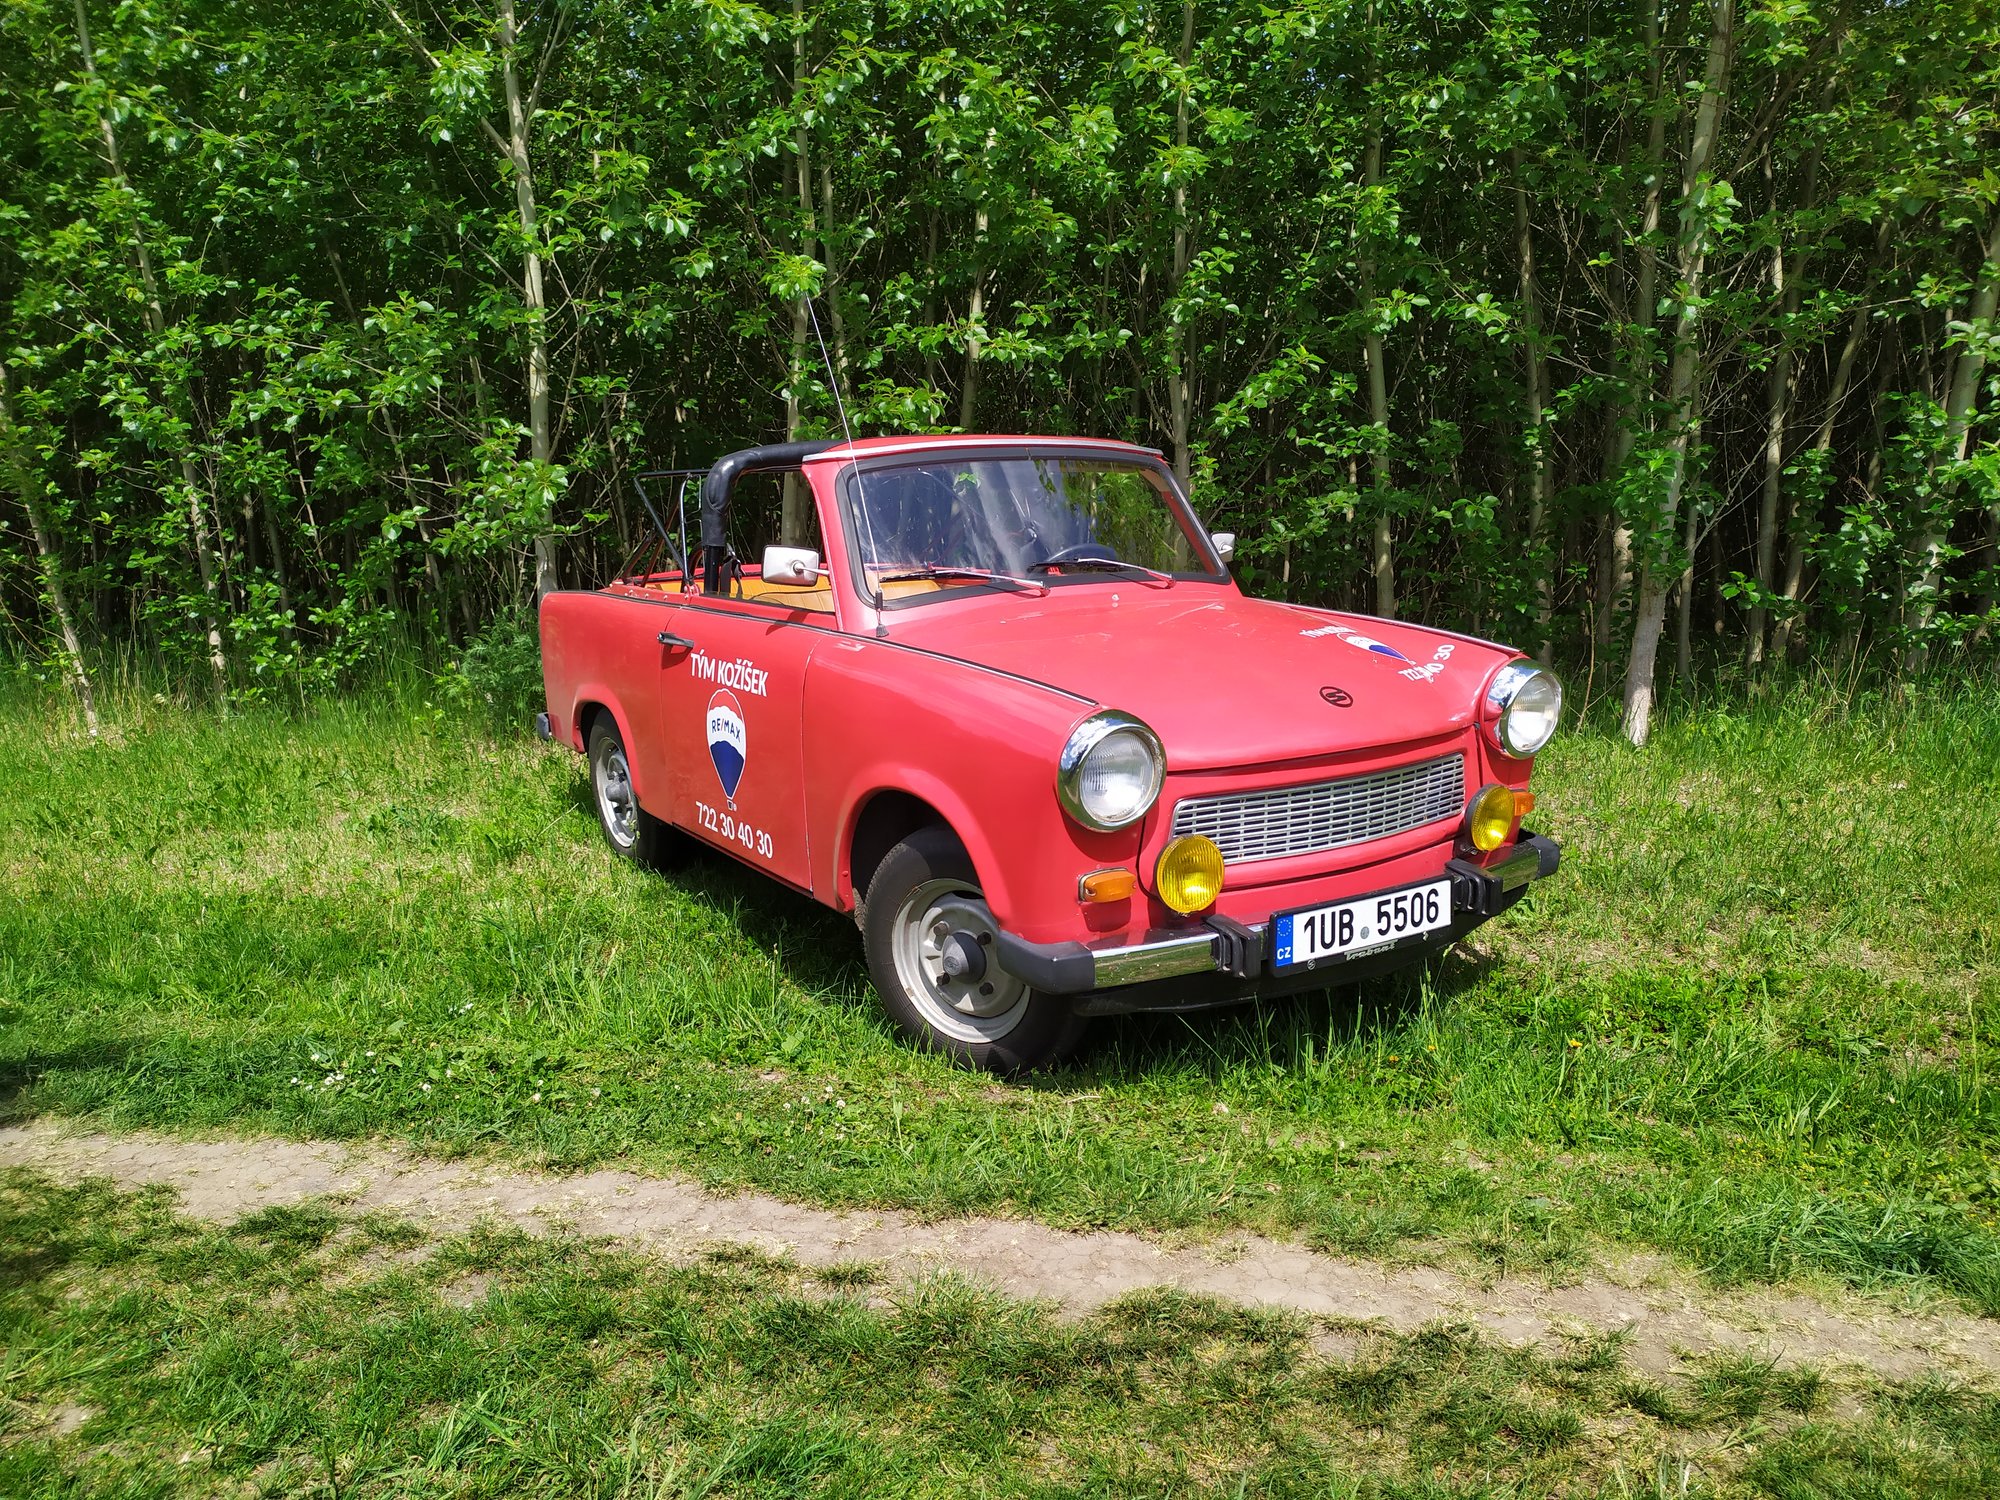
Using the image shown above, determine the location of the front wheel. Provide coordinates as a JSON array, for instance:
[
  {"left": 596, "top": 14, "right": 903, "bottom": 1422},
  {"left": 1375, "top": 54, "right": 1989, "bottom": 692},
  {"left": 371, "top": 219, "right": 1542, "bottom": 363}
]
[{"left": 860, "top": 826, "right": 1085, "bottom": 1073}]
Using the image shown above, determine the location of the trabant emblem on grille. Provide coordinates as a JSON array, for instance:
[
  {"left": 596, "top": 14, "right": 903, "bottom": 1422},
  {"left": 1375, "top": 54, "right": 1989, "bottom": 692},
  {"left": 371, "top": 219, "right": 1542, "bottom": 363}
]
[{"left": 1319, "top": 686, "right": 1354, "bottom": 707}]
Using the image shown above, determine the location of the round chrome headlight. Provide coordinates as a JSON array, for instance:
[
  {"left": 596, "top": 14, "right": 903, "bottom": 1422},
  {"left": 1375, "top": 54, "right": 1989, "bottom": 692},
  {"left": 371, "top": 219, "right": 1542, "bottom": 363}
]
[
  {"left": 1485, "top": 662, "right": 1563, "bottom": 758},
  {"left": 1057, "top": 711, "right": 1165, "bottom": 831}
]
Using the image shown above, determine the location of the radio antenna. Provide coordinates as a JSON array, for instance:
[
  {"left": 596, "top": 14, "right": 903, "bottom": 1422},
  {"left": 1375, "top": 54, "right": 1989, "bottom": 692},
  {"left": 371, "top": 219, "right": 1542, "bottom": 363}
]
[{"left": 804, "top": 295, "right": 889, "bottom": 632}]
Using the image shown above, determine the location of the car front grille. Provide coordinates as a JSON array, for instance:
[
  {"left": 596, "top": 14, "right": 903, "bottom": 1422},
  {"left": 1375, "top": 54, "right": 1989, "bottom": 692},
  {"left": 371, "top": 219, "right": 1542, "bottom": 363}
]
[{"left": 1168, "top": 753, "right": 1466, "bottom": 865}]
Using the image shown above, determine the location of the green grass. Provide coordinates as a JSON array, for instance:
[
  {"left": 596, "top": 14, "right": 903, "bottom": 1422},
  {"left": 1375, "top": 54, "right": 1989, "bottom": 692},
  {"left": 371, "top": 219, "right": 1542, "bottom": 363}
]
[
  {"left": 5, "top": 1168, "right": 1997, "bottom": 1497},
  {"left": 1, "top": 679, "right": 1996, "bottom": 1313}
]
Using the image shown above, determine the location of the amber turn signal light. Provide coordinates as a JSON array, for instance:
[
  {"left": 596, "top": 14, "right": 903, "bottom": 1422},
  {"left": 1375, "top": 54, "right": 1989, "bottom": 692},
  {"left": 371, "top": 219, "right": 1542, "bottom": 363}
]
[
  {"left": 1078, "top": 867, "right": 1137, "bottom": 903},
  {"left": 1513, "top": 790, "right": 1536, "bottom": 819},
  {"left": 1465, "top": 783, "right": 1518, "bottom": 852}
]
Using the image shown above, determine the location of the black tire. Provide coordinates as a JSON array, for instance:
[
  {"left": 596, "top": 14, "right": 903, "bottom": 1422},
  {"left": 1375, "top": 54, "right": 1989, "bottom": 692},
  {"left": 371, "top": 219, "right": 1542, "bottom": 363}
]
[
  {"left": 586, "top": 715, "right": 675, "bottom": 868},
  {"left": 859, "top": 825, "right": 1085, "bottom": 1073}
]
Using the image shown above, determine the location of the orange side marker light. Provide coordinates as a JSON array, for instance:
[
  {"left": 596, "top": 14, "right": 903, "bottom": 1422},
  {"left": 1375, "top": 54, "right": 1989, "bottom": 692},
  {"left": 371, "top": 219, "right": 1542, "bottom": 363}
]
[{"left": 1078, "top": 868, "right": 1138, "bottom": 903}]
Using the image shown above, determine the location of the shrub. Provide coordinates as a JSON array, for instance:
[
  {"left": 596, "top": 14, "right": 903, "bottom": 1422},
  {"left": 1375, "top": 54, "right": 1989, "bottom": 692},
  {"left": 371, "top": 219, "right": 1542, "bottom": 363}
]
[{"left": 448, "top": 610, "right": 544, "bottom": 732}]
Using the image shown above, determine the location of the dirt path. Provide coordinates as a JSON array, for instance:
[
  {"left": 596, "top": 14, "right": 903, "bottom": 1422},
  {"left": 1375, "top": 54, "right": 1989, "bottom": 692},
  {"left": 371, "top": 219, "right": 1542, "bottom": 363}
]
[{"left": 6, "top": 1119, "right": 1993, "bottom": 1384}]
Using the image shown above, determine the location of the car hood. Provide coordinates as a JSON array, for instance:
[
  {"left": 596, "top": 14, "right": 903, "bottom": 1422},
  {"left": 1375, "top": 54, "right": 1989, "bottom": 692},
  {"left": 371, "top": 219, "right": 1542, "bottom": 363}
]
[{"left": 888, "top": 587, "right": 1523, "bottom": 771}]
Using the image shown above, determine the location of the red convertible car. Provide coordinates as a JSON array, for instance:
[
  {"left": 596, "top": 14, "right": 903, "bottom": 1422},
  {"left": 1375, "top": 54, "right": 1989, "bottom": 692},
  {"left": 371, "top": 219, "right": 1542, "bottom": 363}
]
[{"left": 538, "top": 435, "right": 1561, "bottom": 1070}]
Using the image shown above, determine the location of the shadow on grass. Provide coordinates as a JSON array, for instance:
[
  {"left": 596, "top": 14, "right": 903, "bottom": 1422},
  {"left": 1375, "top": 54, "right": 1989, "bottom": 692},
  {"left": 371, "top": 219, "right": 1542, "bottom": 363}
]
[
  {"left": 560, "top": 754, "right": 1512, "bottom": 1083},
  {"left": 0, "top": 1214, "right": 76, "bottom": 1293},
  {"left": 655, "top": 840, "right": 871, "bottom": 997},
  {"left": 562, "top": 765, "right": 872, "bottom": 998},
  {"left": 599, "top": 787, "right": 1508, "bottom": 1087},
  {"left": 0, "top": 1171, "right": 99, "bottom": 1293},
  {"left": 0, "top": 1036, "right": 139, "bottom": 1127},
  {"left": 1069, "top": 944, "right": 1490, "bottom": 1084}
]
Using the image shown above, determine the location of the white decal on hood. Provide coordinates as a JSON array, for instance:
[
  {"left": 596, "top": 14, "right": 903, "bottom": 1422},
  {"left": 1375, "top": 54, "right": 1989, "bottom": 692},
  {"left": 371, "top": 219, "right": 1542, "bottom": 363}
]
[
  {"left": 1299, "top": 621, "right": 1412, "bottom": 663},
  {"left": 1399, "top": 641, "right": 1455, "bottom": 682}
]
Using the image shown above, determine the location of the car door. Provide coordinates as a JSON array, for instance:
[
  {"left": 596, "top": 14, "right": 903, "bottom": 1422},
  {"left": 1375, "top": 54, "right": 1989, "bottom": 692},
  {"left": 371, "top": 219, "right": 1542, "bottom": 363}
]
[{"left": 657, "top": 598, "right": 825, "bottom": 889}]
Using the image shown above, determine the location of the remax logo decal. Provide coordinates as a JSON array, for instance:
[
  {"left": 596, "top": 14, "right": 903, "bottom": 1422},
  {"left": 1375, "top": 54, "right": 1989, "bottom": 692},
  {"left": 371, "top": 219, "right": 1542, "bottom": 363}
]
[
  {"left": 705, "top": 690, "right": 747, "bottom": 803},
  {"left": 1300, "top": 620, "right": 1412, "bottom": 663}
]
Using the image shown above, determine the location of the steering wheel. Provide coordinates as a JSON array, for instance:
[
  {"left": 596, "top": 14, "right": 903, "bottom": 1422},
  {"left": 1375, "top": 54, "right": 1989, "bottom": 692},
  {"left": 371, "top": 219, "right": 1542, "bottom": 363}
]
[{"left": 1028, "top": 541, "right": 1117, "bottom": 573}]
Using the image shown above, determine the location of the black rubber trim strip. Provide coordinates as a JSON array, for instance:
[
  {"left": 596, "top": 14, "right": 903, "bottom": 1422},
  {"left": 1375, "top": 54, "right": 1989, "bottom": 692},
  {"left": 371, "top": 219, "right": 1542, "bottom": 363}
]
[
  {"left": 990, "top": 927, "right": 1096, "bottom": 994},
  {"left": 1446, "top": 832, "right": 1561, "bottom": 917},
  {"left": 1204, "top": 912, "right": 1263, "bottom": 978}
]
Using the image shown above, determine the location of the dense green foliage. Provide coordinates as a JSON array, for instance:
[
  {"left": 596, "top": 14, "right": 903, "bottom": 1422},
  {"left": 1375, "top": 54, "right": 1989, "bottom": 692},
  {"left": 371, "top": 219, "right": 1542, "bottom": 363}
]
[
  {"left": 4, "top": 682, "right": 1994, "bottom": 1311},
  {"left": 1, "top": 0, "right": 1997, "bottom": 733},
  {"left": 13, "top": 1172, "right": 1999, "bottom": 1497}
]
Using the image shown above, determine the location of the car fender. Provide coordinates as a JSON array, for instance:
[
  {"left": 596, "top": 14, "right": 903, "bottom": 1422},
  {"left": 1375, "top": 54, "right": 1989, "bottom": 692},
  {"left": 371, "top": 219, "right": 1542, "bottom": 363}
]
[
  {"left": 563, "top": 685, "right": 650, "bottom": 802},
  {"left": 803, "top": 637, "right": 1096, "bottom": 926},
  {"left": 829, "top": 764, "right": 1021, "bottom": 921}
]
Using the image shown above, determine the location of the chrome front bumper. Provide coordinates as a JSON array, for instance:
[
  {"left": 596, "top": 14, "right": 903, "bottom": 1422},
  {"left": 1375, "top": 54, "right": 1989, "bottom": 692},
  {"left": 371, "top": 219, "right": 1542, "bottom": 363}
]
[
  {"left": 992, "top": 833, "right": 1562, "bottom": 996},
  {"left": 1087, "top": 929, "right": 1224, "bottom": 986}
]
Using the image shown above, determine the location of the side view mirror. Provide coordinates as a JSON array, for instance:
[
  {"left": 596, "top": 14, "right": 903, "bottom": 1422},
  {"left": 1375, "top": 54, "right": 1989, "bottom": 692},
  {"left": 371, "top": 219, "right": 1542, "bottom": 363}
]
[
  {"left": 762, "top": 545, "right": 822, "bottom": 586},
  {"left": 1209, "top": 531, "right": 1236, "bottom": 564}
]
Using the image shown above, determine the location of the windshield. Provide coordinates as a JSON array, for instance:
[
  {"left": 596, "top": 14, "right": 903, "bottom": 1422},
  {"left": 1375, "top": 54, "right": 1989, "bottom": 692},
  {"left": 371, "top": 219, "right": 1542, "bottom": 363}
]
[{"left": 844, "top": 453, "right": 1219, "bottom": 593}]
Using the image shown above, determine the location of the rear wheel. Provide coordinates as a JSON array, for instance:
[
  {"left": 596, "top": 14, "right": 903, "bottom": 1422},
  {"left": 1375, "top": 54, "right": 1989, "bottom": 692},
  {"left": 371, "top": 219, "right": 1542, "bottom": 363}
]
[
  {"left": 860, "top": 826, "right": 1084, "bottom": 1072},
  {"left": 587, "top": 715, "right": 673, "bottom": 867}
]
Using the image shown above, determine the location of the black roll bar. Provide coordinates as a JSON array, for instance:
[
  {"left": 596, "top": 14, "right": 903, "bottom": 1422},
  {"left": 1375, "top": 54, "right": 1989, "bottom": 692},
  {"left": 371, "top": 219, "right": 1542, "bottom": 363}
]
[{"left": 698, "top": 440, "right": 834, "bottom": 594}]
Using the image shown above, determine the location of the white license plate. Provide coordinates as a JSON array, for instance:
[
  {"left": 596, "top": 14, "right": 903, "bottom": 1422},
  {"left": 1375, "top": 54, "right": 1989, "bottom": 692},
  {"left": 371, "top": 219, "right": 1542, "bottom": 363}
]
[{"left": 1272, "top": 878, "right": 1453, "bottom": 970}]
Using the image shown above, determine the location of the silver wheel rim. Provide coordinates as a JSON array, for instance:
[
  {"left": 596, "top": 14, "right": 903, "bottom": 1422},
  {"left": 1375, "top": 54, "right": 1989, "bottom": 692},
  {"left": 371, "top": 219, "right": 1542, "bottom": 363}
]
[
  {"left": 889, "top": 877, "right": 1032, "bottom": 1044},
  {"left": 593, "top": 740, "right": 638, "bottom": 849}
]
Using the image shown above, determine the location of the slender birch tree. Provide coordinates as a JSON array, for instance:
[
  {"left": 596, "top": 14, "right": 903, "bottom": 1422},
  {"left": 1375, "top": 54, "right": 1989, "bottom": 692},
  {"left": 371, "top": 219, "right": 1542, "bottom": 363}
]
[{"left": 1623, "top": 0, "right": 1735, "bottom": 747}]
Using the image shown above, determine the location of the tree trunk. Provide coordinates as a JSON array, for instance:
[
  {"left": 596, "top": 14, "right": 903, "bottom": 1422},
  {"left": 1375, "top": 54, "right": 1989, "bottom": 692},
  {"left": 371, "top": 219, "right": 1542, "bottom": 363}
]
[
  {"left": 782, "top": 1, "right": 817, "bottom": 546},
  {"left": 1165, "top": 0, "right": 1195, "bottom": 494},
  {"left": 74, "top": 0, "right": 227, "bottom": 702},
  {"left": 1598, "top": 3, "right": 1668, "bottom": 653},
  {"left": 1747, "top": 162, "right": 1809, "bottom": 669},
  {"left": 1594, "top": 505, "right": 1619, "bottom": 650},
  {"left": 1674, "top": 501, "right": 1697, "bottom": 680},
  {"left": 1771, "top": 220, "right": 1885, "bottom": 663},
  {"left": 1622, "top": 0, "right": 1733, "bottom": 748},
  {"left": 259, "top": 477, "right": 295, "bottom": 643},
  {"left": 1985, "top": 509, "right": 2000, "bottom": 630},
  {"left": 1361, "top": 130, "right": 1395, "bottom": 618},
  {"left": 414, "top": 510, "right": 444, "bottom": 624},
  {"left": 820, "top": 166, "right": 851, "bottom": 400},
  {"left": 0, "top": 361, "right": 99, "bottom": 735},
  {"left": 921, "top": 209, "right": 941, "bottom": 398},
  {"left": 1511, "top": 147, "right": 1551, "bottom": 656},
  {"left": 497, "top": 0, "right": 558, "bottom": 599},
  {"left": 1905, "top": 208, "right": 2000, "bottom": 664},
  {"left": 960, "top": 202, "right": 988, "bottom": 431},
  {"left": 1746, "top": 34, "right": 1845, "bottom": 669}
]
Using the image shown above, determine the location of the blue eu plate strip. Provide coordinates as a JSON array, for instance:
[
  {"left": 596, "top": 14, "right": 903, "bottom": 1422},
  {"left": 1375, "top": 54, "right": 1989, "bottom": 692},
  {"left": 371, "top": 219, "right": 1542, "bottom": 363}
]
[{"left": 1273, "top": 914, "right": 1294, "bottom": 968}]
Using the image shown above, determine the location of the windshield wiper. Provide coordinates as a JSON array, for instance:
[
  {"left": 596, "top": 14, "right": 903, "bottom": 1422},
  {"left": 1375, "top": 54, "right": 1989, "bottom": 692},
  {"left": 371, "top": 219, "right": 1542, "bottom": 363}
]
[
  {"left": 1040, "top": 556, "right": 1176, "bottom": 587},
  {"left": 873, "top": 565, "right": 1049, "bottom": 596}
]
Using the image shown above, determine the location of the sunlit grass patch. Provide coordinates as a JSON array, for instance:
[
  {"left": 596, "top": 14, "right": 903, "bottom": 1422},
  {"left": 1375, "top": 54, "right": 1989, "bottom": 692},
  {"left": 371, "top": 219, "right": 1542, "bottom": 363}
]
[
  {"left": 1, "top": 679, "right": 1996, "bottom": 1315},
  {"left": 5, "top": 1171, "right": 1997, "bottom": 1497}
]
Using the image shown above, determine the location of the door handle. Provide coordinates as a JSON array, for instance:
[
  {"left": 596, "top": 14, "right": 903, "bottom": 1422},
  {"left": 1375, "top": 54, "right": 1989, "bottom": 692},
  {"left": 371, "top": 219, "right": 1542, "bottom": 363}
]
[{"left": 657, "top": 630, "right": 695, "bottom": 650}]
